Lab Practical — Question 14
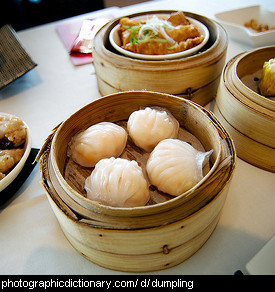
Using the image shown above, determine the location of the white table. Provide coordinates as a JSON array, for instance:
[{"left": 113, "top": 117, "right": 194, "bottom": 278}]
[{"left": 0, "top": 0, "right": 274, "bottom": 275}]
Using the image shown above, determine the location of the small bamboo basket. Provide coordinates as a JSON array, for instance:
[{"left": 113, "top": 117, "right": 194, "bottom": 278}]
[
  {"left": 91, "top": 10, "right": 228, "bottom": 106},
  {"left": 39, "top": 91, "right": 235, "bottom": 272},
  {"left": 214, "top": 46, "right": 275, "bottom": 172}
]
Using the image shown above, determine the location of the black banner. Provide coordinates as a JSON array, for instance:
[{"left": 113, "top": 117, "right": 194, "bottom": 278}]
[{"left": 0, "top": 275, "right": 272, "bottom": 291}]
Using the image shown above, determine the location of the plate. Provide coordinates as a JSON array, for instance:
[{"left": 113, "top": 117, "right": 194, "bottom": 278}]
[
  {"left": 246, "top": 235, "right": 275, "bottom": 275},
  {"left": 0, "top": 113, "right": 32, "bottom": 192},
  {"left": 109, "top": 14, "right": 209, "bottom": 60},
  {"left": 215, "top": 5, "right": 275, "bottom": 47}
]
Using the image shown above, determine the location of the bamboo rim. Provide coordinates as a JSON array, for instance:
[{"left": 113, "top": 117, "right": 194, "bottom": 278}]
[
  {"left": 44, "top": 171, "right": 228, "bottom": 244},
  {"left": 224, "top": 54, "right": 275, "bottom": 119},
  {"left": 232, "top": 46, "right": 275, "bottom": 111},
  {"left": 92, "top": 10, "right": 227, "bottom": 68},
  {"left": 221, "top": 54, "right": 275, "bottom": 148},
  {"left": 214, "top": 103, "right": 275, "bottom": 172},
  {"left": 42, "top": 142, "right": 234, "bottom": 229},
  {"left": 42, "top": 165, "right": 230, "bottom": 272},
  {"left": 51, "top": 92, "right": 222, "bottom": 215},
  {"left": 214, "top": 47, "right": 275, "bottom": 172},
  {"left": 40, "top": 143, "right": 233, "bottom": 271},
  {"left": 91, "top": 11, "right": 228, "bottom": 105},
  {"left": 38, "top": 91, "right": 236, "bottom": 228}
]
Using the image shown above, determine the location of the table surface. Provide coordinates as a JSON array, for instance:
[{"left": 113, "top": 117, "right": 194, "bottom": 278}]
[{"left": 0, "top": 0, "right": 274, "bottom": 275}]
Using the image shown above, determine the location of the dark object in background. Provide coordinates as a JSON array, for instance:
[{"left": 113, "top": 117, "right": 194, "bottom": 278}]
[
  {"left": 0, "top": 0, "right": 105, "bottom": 31},
  {"left": 0, "top": 25, "right": 37, "bottom": 88}
]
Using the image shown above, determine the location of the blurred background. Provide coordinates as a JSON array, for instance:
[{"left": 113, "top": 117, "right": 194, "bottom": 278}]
[{"left": 1, "top": 0, "right": 149, "bottom": 31}]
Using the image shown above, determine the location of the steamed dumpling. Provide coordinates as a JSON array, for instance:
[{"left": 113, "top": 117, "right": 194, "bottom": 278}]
[
  {"left": 259, "top": 58, "right": 275, "bottom": 97},
  {"left": 85, "top": 157, "right": 150, "bottom": 207},
  {"left": 127, "top": 107, "right": 179, "bottom": 152},
  {"left": 146, "top": 139, "right": 213, "bottom": 196},
  {"left": 68, "top": 122, "right": 127, "bottom": 167}
]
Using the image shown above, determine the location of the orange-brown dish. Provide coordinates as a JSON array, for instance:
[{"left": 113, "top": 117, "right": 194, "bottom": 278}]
[{"left": 117, "top": 11, "right": 205, "bottom": 56}]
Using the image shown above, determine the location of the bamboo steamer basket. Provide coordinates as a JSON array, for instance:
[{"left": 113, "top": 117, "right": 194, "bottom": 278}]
[
  {"left": 39, "top": 91, "right": 235, "bottom": 272},
  {"left": 91, "top": 10, "right": 228, "bottom": 106},
  {"left": 214, "top": 46, "right": 275, "bottom": 172}
]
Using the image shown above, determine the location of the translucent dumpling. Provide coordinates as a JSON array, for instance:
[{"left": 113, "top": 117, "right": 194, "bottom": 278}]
[
  {"left": 146, "top": 139, "right": 213, "bottom": 196},
  {"left": 127, "top": 107, "right": 179, "bottom": 152},
  {"left": 85, "top": 157, "right": 150, "bottom": 207},
  {"left": 68, "top": 122, "right": 127, "bottom": 167}
]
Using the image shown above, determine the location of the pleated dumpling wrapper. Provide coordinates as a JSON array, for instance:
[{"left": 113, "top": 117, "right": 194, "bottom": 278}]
[
  {"left": 85, "top": 157, "right": 150, "bottom": 207},
  {"left": 68, "top": 122, "right": 127, "bottom": 167},
  {"left": 127, "top": 107, "right": 179, "bottom": 152},
  {"left": 146, "top": 139, "right": 213, "bottom": 196}
]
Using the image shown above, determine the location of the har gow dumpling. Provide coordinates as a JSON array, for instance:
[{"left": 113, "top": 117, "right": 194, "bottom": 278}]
[
  {"left": 146, "top": 139, "right": 213, "bottom": 196},
  {"left": 127, "top": 107, "right": 179, "bottom": 152},
  {"left": 85, "top": 157, "right": 150, "bottom": 207},
  {"left": 68, "top": 122, "right": 127, "bottom": 167}
]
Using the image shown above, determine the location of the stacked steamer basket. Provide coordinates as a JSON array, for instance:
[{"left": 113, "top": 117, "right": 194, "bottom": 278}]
[
  {"left": 91, "top": 10, "right": 228, "bottom": 106},
  {"left": 39, "top": 91, "right": 236, "bottom": 272},
  {"left": 214, "top": 46, "right": 275, "bottom": 172}
]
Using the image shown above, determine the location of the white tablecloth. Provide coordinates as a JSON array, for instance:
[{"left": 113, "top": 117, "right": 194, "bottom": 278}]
[{"left": 0, "top": 0, "right": 274, "bottom": 275}]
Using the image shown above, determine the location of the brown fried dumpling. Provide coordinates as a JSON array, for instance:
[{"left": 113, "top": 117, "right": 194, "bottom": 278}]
[
  {"left": 0, "top": 148, "right": 25, "bottom": 174},
  {"left": 0, "top": 113, "right": 26, "bottom": 148}
]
